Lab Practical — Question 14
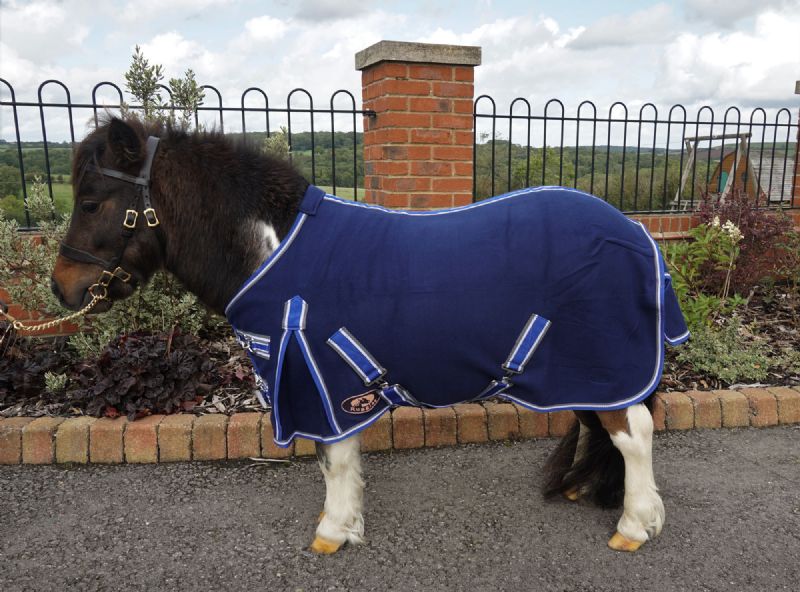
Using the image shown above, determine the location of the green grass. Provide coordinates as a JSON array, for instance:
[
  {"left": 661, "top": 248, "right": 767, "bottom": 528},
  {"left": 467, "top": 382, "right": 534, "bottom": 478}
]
[
  {"left": 0, "top": 182, "right": 73, "bottom": 225},
  {"left": 32, "top": 181, "right": 73, "bottom": 204}
]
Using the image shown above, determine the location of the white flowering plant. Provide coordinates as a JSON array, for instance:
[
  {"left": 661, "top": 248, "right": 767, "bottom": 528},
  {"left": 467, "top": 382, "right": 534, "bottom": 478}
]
[{"left": 666, "top": 219, "right": 747, "bottom": 331}]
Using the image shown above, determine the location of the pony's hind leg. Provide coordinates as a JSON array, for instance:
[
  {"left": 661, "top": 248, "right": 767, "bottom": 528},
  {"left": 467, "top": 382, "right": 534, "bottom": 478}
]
[
  {"left": 598, "top": 404, "right": 664, "bottom": 552},
  {"left": 310, "top": 433, "right": 365, "bottom": 554},
  {"left": 563, "top": 415, "right": 592, "bottom": 501},
  {"left": 543, "top": 411, "right": 602, "bottom": 503}
]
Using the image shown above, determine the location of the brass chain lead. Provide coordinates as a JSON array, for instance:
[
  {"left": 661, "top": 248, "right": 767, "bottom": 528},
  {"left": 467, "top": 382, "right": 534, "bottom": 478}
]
[{"left": 0, "top": 285, "right": 107, "bottom": 333}]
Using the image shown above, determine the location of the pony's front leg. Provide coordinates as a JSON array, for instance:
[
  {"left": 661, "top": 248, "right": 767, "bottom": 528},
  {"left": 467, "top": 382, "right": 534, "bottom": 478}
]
[
  {"left": 599, "top": 404, "right": 664, "bottom": 552},
  {"left": 310, "top": 433, "right": 364, "bottom": 554}
]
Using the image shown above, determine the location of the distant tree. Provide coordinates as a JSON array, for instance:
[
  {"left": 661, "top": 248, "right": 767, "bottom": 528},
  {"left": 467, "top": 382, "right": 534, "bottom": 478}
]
[{"left": 0, "top": 164, "right": 21, "bottom": 197}]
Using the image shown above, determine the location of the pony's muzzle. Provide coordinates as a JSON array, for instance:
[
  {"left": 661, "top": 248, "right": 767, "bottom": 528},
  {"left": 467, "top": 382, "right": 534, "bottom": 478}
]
[
  {"left": 50, "top": 277, "right": 66, "bottom": 307},
  {"left": 51, "top": 256, "right": 100, "bottom": 311}
]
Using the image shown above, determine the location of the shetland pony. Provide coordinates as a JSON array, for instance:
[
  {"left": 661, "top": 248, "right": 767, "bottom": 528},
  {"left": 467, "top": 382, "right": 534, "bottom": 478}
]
[{"left": 52, "top": 117, "right": 685, "bottom": 554}]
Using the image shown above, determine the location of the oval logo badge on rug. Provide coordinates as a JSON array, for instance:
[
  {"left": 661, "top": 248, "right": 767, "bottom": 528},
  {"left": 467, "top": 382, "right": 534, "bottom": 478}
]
[{"left": 341, "top": 391, "right": 380, "bottom": 414}]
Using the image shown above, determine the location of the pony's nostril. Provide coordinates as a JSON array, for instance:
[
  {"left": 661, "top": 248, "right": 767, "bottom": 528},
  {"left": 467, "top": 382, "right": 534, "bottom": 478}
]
[{"left": 50, "top": 278, "right": 63, "bottom": 301}]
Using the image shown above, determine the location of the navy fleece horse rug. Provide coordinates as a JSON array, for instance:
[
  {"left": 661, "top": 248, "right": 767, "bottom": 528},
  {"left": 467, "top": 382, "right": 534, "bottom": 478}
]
[{"left": 225, "top": 185, "right": 689, "bottom": 446}]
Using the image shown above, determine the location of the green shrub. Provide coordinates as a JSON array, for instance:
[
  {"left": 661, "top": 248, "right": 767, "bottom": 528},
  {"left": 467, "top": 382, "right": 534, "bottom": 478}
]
[
  {"left": 697, "top": 190, "right": 793, "bottom": 292},
  {"left": 123, "top": 45, "right": 204, "bottom": 127},
  {"left": 44, "top": 371, "right": 68, "bottom": 394},
  {"left": 774, "top": 229, "right": 800, "bottom": 300},
  {"left": 676, "top": 318, "right": 770, "bottom": 384},
  {"left": 665, "top": 219, "right": 745, "bottom": 332},
  {"left": 263, "top": 126, "right": 290, "bottom": 160},
  {"left": 777, "top": 347, "right": 800, "bottom": 375},
  {"left": 69, "top": 273, "right": 227, "bottom": 359},
  {"left": 0, "top": 178, "right": 68, "bottom": 318}
]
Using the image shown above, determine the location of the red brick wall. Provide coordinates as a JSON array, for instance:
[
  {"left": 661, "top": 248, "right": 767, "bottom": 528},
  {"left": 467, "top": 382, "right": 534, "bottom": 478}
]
[
  {"left": 632, "top": 213, "right": 701, "bottom": 240},
  {"left": 1, "top": 233, "right": 79, "bottom": 336},
  {"left": 0, "top": 285, "right": 79, "bottom": 337}
]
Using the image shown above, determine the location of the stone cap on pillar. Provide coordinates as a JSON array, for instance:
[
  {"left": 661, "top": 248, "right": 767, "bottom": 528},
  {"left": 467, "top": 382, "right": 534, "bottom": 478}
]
[{"left": 356, "top": 40, "right": 482, "bottom": 70}]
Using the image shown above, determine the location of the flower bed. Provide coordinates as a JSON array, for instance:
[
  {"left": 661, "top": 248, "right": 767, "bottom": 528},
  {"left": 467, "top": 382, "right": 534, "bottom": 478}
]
[{"left": 2, "top": 189, "right": 799, "bottom": 420}]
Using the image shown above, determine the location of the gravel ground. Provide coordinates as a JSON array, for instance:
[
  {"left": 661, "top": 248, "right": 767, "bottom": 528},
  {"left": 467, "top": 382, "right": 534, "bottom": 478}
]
[{"left": 1, "top": 426, "right": 799, "bottom": 592}]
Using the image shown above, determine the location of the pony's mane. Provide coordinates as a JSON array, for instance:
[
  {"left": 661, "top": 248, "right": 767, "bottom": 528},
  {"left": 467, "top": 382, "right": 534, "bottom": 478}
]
[
  {"left": 73, "top": 113, "right": 302, "bottom": 196},
  {"left": 72, "top": 114, "right": 161, "bottom": 185}
]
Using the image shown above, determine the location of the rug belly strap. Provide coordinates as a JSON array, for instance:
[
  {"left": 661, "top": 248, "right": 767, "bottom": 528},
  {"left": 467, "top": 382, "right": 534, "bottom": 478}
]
[{"left": 327, "top": 328, "right": 387, "bottom": 386}]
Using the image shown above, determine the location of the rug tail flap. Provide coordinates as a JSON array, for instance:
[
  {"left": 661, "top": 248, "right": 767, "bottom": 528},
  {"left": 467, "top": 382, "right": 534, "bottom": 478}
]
[{"left": 663, "top": 273, "right": 690, "bottom": 345}]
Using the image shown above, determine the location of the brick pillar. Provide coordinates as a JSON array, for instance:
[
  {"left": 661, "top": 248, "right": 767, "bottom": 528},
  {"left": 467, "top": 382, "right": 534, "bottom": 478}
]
[{"left": 356, "top": 41, "right": 481, "bottom": 208}]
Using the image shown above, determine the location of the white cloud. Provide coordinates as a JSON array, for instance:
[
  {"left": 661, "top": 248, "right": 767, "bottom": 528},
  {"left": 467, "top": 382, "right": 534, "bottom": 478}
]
[
  {"left": 0, "top": 0, "right": 92, "bottom": 64},
  {"left": 293, "top": 0, "right": 368, "bottom": 22},
  {"left": 138, "top": 31, "right": 232, "bottom": 90},
  {"left": 684, "top": 0, "right": 800, "bottom": 28},
  {"left": 0, "top": 41, "right": 118, "bottom": 140},
  {"left": 657, "top": 10, "right": 800, "bottom": 106},
  {"left": 119, "top": 0, "right": 234, "bottom": 23},
  {"left": 244, "top": 15, "right": 289, "bottom": 42},
  {"left": 2, "top": 0, "right": 799, "bottom": 142},
  {"left": 263, "top": 11, "right": 402, "bottom": 94},
  {"left": 424, "top": 17, "right": 553, "bottom": 47},
  {"left": 569, "top": 4, "right": 676, "bottom": 49},
  {"left": 0, "top": 43, "right": 41, "bottom": 94},
  {"left": 67, "top": 25, "right": 92, "bottom": 47},
  {"left": 140, "top": 32, "right": 205, "bottom": 72},
  {"left": 422, "top": 16, "right": 653, "bottom": 112}
]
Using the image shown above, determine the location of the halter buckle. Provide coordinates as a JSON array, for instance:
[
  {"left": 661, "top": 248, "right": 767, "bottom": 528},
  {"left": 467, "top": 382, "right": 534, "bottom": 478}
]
[
  {"left": 123, "top": 210, "right": 138, "bottom": 229},
  {"left": 97, "top": 267, "right": 131, "bottom": 287},
  {"left": 143, "top": 208, "right": 160, "bottom": 227},
  {"left": 112, "top": 266, "right": 132, "bottom": 283}
]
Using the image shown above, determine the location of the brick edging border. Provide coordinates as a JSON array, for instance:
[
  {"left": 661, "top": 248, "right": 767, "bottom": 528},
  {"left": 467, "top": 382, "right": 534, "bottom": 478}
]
[{"left": 1, "top": 387, "right": 799, "bottom": 465}]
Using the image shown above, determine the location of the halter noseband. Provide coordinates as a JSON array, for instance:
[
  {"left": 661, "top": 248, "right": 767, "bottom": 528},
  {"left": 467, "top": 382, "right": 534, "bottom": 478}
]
[{"left": 59, "top": 136, "right": 161, "bottom": 297}]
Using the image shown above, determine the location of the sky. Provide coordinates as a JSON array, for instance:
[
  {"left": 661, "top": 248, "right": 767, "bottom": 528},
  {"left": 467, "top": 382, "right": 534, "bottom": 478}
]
[{"left": 1, "top": 0, "right": 799, "bottom": 140}]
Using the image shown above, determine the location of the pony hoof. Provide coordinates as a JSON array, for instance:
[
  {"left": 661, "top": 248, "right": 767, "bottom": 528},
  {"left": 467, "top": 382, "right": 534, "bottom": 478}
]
[
  {"left": 608, "top": 532, "right": 644, "bottom": 552},
  {"left": 310, "top": 536, "right": 342, "bottom": 554},
  {"left": 563, "top": 488, "right": 580, "bottom": 502}
]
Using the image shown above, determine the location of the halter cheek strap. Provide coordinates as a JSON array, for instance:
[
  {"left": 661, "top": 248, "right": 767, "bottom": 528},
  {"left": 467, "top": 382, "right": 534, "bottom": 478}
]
[
  {"left": 59, "top": 136, "right": 161, "bottom": 293},
  {"left": 90, "top": 135, "right": 161, "bottom": 229}
]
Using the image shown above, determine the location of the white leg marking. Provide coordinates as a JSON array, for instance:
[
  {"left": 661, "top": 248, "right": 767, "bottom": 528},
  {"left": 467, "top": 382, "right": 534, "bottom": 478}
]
[
  {"left": 316, "top": 434, "right": 365, "bottom": 546},
  {"left": 609, "top": 404, "right": 665, "bottom": 543}
]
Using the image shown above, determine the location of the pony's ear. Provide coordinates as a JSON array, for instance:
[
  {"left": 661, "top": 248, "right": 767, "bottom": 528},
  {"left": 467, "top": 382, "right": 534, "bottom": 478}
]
[{"left": 107, "top": 118, "right": 143, "bottom": 165}]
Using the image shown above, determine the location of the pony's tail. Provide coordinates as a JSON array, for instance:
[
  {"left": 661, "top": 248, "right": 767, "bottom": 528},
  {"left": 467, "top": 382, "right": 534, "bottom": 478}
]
[{"left": 542, "top": 411, "right": 626, "bottom": 509}]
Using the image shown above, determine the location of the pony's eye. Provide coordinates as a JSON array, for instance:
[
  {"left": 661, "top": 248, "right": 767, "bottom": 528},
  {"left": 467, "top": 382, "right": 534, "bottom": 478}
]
[{"left": 81, "top": 201, "right": 99, "bottom": 214}]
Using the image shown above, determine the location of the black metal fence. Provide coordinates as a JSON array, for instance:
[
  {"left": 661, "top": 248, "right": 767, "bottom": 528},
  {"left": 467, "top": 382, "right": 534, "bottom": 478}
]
[
  {"left": 0, "top": 78, "right": 374, "bottom": 229},
  {"left": 4, "top": 78, "right": 798, "bottom": 226},
  {"left": 473, "top": 95, "right": 798, "bottom": 213}
]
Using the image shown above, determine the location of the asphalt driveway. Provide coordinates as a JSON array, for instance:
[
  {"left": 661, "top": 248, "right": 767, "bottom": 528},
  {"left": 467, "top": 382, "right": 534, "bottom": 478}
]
[{"left": 1, "top": 426, "right": 799, "bottom": 591}]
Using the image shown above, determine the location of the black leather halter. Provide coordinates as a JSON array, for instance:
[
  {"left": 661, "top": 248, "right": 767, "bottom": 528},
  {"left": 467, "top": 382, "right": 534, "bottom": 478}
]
[{"left": 59, "top": 136, "right": 161, "bottom": 296}]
